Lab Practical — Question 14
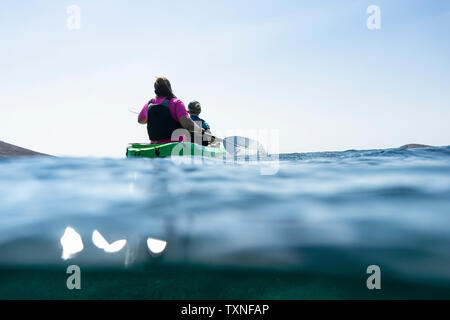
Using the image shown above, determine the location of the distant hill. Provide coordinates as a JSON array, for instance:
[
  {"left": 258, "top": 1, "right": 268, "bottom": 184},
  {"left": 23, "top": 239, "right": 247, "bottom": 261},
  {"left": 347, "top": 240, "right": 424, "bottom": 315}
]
[
  {"left": 0, "top": 141, "right": 49, "bottom": 157},
  {"left": 399, "top": 144, "right": 432, "bottom": 149}
]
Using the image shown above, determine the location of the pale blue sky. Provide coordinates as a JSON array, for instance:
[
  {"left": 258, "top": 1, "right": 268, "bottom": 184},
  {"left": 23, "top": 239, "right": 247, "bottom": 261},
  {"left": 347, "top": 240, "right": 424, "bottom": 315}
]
[{"left": 0, "top": 0, "right": 449, "bottom": 157}]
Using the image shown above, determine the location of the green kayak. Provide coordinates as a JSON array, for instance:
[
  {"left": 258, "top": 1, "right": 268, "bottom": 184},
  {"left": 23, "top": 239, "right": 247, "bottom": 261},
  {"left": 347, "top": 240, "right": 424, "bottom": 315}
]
[{"left": 126, "top": 142, "right": 227, "bottom": 158}]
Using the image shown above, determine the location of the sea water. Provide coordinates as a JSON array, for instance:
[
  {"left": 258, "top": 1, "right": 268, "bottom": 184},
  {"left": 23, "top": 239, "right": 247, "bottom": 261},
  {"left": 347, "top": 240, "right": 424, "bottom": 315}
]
[{"left": 0, "top": 146, "right": 449, "bottom": 299}]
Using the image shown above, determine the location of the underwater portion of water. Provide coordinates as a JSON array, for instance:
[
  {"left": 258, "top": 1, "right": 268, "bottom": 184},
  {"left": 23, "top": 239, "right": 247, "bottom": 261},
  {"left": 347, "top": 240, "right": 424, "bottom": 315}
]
[{"left": 0, "top": 146, "right": 449, "bottom": 298}]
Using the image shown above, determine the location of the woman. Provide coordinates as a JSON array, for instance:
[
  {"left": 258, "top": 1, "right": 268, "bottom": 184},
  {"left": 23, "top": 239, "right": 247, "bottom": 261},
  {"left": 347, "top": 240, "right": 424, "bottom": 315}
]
[{"left": 138, "top": 77, "right": 204, "bottom": 144}]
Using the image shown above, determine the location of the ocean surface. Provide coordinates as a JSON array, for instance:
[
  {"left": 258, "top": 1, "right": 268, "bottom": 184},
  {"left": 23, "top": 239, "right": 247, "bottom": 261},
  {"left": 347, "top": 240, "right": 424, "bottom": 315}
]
[{"left": 0, "top": 146, "right": 449, "bottom": 299}]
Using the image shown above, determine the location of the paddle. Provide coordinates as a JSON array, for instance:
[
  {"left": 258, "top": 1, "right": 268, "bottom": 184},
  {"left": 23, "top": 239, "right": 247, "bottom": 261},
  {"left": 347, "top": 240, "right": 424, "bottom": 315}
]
[
  {"left": 213, "top": 136, "right": 266, "bottom": 157},
  {"left": 128, "top": 107, "right": 265, "bottom": 156},
  {"left": 128, "top": 107, "right": 140, "bottom": 114}
]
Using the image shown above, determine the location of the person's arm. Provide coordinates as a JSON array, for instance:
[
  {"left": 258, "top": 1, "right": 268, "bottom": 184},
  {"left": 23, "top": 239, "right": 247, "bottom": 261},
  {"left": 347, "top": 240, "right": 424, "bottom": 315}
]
[
  {"left": 180, "top": 118, "right": 217, "bottom": 144},
  {"left": 173, "top": 100, "right": 204, "bottom": 133},
  {"left": 178, "top": 116, "right": 204, "bottom": 133},
  {"left": 203, "top": 130, "right": 215, "bottom": 143},
  {"left": 138, "top": 103, "right": 149, "bottom": 124},
  {"left": 203, "top": 122, "right": 214, "bottom": 143}
]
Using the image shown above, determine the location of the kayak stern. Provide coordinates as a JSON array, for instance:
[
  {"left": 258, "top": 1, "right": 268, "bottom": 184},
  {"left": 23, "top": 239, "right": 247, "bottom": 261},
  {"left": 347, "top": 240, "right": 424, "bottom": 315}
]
[{"left": 126, "top": 142, "right": 226, "bottom": 159}]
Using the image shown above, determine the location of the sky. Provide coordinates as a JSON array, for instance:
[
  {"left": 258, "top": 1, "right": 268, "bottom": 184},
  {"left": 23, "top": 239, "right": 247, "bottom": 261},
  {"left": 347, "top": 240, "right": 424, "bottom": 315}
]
[{"left": 0, "top": 0, "right": 449, "bottom": 157}]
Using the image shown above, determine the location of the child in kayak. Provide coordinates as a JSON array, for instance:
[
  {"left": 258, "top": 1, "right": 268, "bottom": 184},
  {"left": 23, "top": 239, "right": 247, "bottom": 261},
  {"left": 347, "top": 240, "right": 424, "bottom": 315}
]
[
  {"left": 138, "top": 77, "right": 204, "bottom": 144},
  {"left": 188, "top": 101, "right": 215, "bottom": 146}
]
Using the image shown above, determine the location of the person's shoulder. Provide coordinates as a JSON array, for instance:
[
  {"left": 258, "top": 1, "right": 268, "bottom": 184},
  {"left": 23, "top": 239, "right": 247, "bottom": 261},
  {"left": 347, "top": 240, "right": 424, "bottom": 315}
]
[
  {"left": 170, "top": 98, "right": 188, "bottom": 118},
  {"left": 171, "top": 98, "right": 187, "bottom": 109},
  {"left": 171, "top": 98, "right": 184, "bottom": 104}
]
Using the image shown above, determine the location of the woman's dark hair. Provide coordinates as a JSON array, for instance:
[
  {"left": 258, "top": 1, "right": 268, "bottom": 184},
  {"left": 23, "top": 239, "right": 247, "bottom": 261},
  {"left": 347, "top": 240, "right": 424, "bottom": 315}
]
[{"left": 154, "top": 77, "right": 176, "bottom": 99}]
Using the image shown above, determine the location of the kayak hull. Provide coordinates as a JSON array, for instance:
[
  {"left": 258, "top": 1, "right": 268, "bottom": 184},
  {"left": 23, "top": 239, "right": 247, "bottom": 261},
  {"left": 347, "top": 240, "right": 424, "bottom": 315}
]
[{"left": 126, "top": 142, "right": 227, "bottom": 159}]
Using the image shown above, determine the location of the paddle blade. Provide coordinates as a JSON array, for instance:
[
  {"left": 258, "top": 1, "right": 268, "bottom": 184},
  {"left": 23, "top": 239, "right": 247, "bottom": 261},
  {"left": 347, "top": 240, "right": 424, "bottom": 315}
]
[
  {"left": 222, "top": 136, "right": 267, "bottom": 156},
  {"left": 128, "top": 107, "right": 141, "bottom": 114}
]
